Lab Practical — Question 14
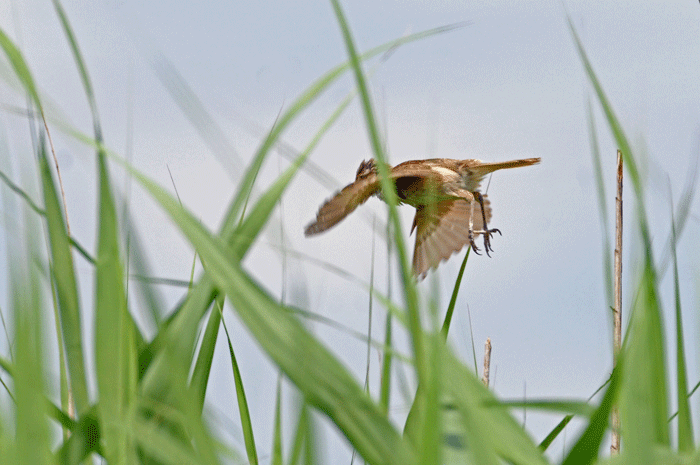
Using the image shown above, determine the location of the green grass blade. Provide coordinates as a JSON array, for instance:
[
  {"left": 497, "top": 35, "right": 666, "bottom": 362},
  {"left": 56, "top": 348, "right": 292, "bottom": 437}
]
[
  {"left": 379, "top": 311, "right": 393, "bottom": 416},
  {"left": 568, "top": 14, "right": 655, "bottom": 256},
  {"left": 150, "top": 22, "right": 465, "bottom": 193},
  {"left": 440, "top": 344, "right": 546, "bottom": 465},
  {"left": 121, "top": 206, "right": 166, "bottom": 331},
  {"left": 149, "top": 54, "right": 243, "bottom": 170},
  {"left": 128, "top": 166, "right": 416, "bottom": 465},
  {"left": 658, "top": 154, "right": 698, "bottom": 278},
  {"left": 497, "top": 399, "right": 595, "bottom": 417},
  {"left": 670, "top": 197, "right": 693, "bottom": 451},
  {"left": 329, "top": 0, "right": 425, "bottom": 420},
  {"left": 562, "top": 363, "right": 620, "bottom": 465},
  {"left": 272, "top": 375, "right": 283, "bottom": 465},
  {"left": 12, "top": 197, "right": 54, "bottom": 465},
  {"left": 139, "top": 60, "right": 360, "bottom": 393},
  {"left": 621, "top": 262, "right": 669, "bottom": 456},
  {"left": 38, "top": 142, "right": 89, "bottom": 415},
  {"left": 189, "top": 295, "right": 223, "bottom": 411},
  {"left": 538, "top": 378, "right": 611, "bottom": 451},
  {"left": 51, "top": 0, "right": 100, "bottom": 130},
  {"left": 419, "top": 333, "right": 442, "bottom": 464},
  {"left": 569, "top": 14, "right": 669, "bottom": 456},
  {"left": 567, "top": 17, "right": 639, "bottom": 197},
  {"left": 94, "top": 149, "right": 136, "bottom": 463},
  {"left": 586, "top": 98, "right": 613, "bottom": 308},
  {"left": 0, "top": 28, "right": 41, "bottom": 108},
  {"left": 441, "top": 248, "right": 470, "bottom": 340},
  {"left": 288, "top": 407, "right": 305, "bottom": 465},
  {"left": 130, "top": 414, "right": 207, "bottom": 465},
  {"left": 221, "top": 308, "right": 259, "bottom": 465},
  {"left": 539, "top": 415, "right": 572, "bottom": 451}
]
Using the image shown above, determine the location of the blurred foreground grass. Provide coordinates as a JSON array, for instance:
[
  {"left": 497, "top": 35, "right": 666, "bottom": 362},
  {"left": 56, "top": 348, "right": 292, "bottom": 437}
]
[{"left": 0, "top": 2, "right": 698, "bottom": 464}]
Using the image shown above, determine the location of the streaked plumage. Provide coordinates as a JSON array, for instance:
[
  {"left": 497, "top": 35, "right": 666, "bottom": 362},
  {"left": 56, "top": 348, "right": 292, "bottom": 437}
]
[{"left": 305, "top": 157, "right": 540, "bottom": 279}]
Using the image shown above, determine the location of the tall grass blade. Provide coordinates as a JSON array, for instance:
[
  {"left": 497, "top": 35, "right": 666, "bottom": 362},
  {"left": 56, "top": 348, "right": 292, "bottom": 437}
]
[
  {"left": 329, "top": 4, "right": 426, "bottom": 442},
  {"left": 51, "top": 0, "right": 101, "bottom": 132},
  {"left": 12, "top": 185, "right": 53, "bottom": 465},
  {"left": 441, "top": 248, "right": 470, "bottom": 340},
  {"left": 94, "top": 147, "right": 136, "bottom": 463},
  {"left": 562, "top": 364, "right": 620, "bottom": 465},
  {"left": 190, "top": 296, "right": 223, "bottom": 411},
  {"left": 587, "top": 98, "right": 613, "bottom": 307},
  {"left": 38, "top": 141, "right": 89, "bottom": 415},
  {"left": 221, "top": 308, "right": 259, "bottom": 465},
  {"left": 272, "top": 376, "right": 283, "bottom": 465},
  {"left": 568, "top": 15, "right": 669, "bottom": 458},
  {"left": 0, "top": 28, "right": 41, "bottom": 107},
  {"left": 669, "top": 196, "right": 693, "bottom": 451}
]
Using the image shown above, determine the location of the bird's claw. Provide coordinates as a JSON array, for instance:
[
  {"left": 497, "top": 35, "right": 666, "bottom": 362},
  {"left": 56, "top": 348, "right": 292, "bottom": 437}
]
[
  {"left": 469, "top": 229, "right": 482, "bottom": 255},
  {"left": 469, "top": 228, "right": 501, "bottom": 257}
]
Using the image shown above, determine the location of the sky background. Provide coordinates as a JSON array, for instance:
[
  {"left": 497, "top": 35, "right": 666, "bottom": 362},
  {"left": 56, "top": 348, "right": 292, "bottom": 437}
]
[{"left": 1, "top": 0, "right": 700, "bottom": 463}]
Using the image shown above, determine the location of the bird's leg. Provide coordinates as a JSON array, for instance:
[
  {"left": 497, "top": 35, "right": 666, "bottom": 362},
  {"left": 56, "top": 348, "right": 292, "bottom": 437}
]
[
  {"left": 472, "top": 191, "right": 501, "bottom": 257},
  {"left": 468, "top": 197, "right": 481, "bottom": 255}
]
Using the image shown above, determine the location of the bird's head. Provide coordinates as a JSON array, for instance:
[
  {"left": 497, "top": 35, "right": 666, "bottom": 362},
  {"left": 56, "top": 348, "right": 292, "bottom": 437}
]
[{"left": 355, "top": 158, "right": 378, "bottom": 181}]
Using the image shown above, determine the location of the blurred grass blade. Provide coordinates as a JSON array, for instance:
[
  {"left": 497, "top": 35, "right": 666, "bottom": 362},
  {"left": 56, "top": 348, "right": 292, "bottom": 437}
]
[
  {"left": 13, "top": 188, "right": 53, "bottom": 465},
  {"left": 440, "top": 344, "right": 547, "bottom": 464},
  {"left": 0, "top": 28, "right": 41, "bottom": 108},
  {"left": 620, "top": 262, "right": 669, "bottom": 457},
  {"left": 539, "top": 415, "right": 572, "bottom": 451},
  {"left": 538, "top": 378, "right": 611, "bottom": 451},
  {"left": 140, "top": 57, "right": 358, "bottom": 398},
  {"left": 658, "top": 151, "right": 698, "bottom": 277},
  {"left": 127, "top": 165, "right": 416, "bottom": 465},
  {"left": 562, "top": 363, "right": 620, "bottom": 465},
  {"left": 379, "top": 311, "right": 392, "bottom": 416},
  {"left": 419, "top": 333, "right": 442, "bottom": 464},
  {"left": 38, "top": 140, "right": 89, "bottom": 415},
  {"left": 498, "top": 399, "right": 595, "bottom": 417},
  {"left": 288, "top": 403, "right": 317, "bottom": 465},
  {"left": 190, "top": 295, "right": 223, "bottom": 410},
  {"left": 586, "top": 98, "right": 613, "bottom": 307},
  {"left": 120, "top": 205, "right": 166, "bottom": 332},
  {"left": 131, "top": 415, "right": 206, "bottom": 465},
  {"left": 51, "top": 0, "right": 100, "bottom": 131},
  {"left": 567, "top": 16, "right": 639, "bottom": 197},
  {"left": 272, "top": 375, "right": 283, "bottom": 465},
  {"left": 94, "top": 145, "right": 136, "bottom": 462},
  {"left": 150, "top": 54, "right": 243, "bottom": 174},
  {"left": 568, "top": 14, "right": 654, "bottom": 257},
  {"left": 569, "top": 15, "right": 669, "bottom": 457},
  {"left": 221, "top": 308, "right": 259, "bottom": 465},
  {"left": 669, "top": 195, "right": 693, "bottom": 451}
]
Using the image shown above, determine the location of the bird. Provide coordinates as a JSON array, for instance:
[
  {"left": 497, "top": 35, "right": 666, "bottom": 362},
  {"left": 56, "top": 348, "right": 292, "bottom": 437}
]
[{"left": 304, "top": 157, "right": 540, "bottom": 279}]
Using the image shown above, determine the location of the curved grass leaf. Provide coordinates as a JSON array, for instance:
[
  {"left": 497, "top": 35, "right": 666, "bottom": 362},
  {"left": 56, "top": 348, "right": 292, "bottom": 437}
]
[
  {"left": 127, "top": 165, "right": 416, "bottom": 465},
  {"left": 568, "top": 14, "right": 669, "bottom": 458},
  {"left": 221, "top": 307, "right": 259, "bottom": 465}
]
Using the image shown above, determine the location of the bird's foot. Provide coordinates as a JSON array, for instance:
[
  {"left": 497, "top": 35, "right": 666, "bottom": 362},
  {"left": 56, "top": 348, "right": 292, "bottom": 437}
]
[{"left": 469, "top": 228, "right": 501, "bottom": 257}]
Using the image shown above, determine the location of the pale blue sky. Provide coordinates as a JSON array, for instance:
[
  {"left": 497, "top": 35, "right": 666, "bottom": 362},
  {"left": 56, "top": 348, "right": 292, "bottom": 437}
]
[{"left": 1, "top": 0, "right": 700, "bottom": 462}]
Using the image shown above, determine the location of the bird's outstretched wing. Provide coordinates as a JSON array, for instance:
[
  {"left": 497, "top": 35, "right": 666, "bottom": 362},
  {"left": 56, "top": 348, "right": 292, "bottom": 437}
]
[
  {"left": 304, "top": 175, "right": 381, "bottom": 236},
  {"left": 304, "top": 164, "right": 443, "bottom": 236},
  {"left": 412, "top": 197, "right": 492, "bottom": 279}
]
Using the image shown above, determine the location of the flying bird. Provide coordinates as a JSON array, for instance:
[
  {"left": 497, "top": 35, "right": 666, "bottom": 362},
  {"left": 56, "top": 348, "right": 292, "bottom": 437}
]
[{"left": 305, "top": 157, "right": 540, "bottom": 279}]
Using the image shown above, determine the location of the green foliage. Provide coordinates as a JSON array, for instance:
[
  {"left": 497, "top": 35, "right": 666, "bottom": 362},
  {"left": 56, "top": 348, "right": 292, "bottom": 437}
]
[{"left": 0, "top": 2, "right": 697, "bottom": 465}]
